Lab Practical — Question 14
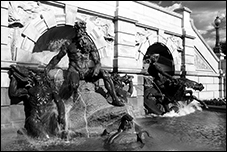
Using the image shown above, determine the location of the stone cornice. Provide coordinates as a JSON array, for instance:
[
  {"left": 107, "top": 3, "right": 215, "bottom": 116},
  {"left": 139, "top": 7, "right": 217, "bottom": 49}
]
[
  {"left": 174, "top": 6, "right": 192, "bottom": 14},
  {"left": 1, "top": 60, "right": 41, "bottom": 68},
  {"left": 134, "top": 1, "right": 182, "bottom": 19},
  {"left": 42, "top": 1, "right": 65, "bottom": 8},
  {"left": 173, "top": 71, "right": 220, "bottom": 77},
  {"left": 45, "top": 1, "right": 115, "bottom": 20},
  {"left": 164, "top": 31, "right": 183, "bottom": 38},
  {"left": 113, "top": 15, "right": 137, "bottom": 24},
  {"left": 135, "top": 22, "right": 159, "bottom": 31},
  {"left": 185, "top": 71, "right": 220, "bottom": 77},
  {"left": 190, "top": 19, "right": 219, "bottom": 62},
  {"left": 78, "top": 7, "right": 114, "bottom": 20}
]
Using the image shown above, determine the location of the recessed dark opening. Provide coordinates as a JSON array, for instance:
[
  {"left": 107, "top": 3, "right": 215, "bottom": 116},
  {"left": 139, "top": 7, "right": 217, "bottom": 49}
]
[
  {"left": 143, "top": 42, "right": 175, "bottom": 76},
  {"left": 32, "top": 25, "right": 75, "bottom": 53}
]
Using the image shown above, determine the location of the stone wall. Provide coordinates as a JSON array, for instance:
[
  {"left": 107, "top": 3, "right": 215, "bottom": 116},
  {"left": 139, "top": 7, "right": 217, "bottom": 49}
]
[
  {"left": 1, "top": 1, "right": 25, "bottom": 129},
  {"left": 1, "top": 1, "right": 225, "bottom": 129},
  {"left": 222, "top": 59, "right": 226, "bottom": 97}
]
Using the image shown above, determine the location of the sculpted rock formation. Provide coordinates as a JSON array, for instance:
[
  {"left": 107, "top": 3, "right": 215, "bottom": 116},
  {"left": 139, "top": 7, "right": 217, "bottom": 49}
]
[
  {"left": 8, "top": 65, "right": 135, "bottom": 140},
  {"left": 48, "top": 68, "right": 134, "bottom": 139}
]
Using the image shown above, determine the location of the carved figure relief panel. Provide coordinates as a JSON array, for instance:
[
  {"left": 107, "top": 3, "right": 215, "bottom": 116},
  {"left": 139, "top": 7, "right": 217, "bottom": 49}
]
[
  {"left": 134, "top": 27, "right": 157, "bottom": 62},
  {"left": 77, "top": 12, "right": 115, "bottom": 59},
  {"left": 134, "top": 25, "right": 183, "bottom": 72},
  {"left": 159, "top": 34, "right": 183, "bottom": 71},
  {"left": 7, "top": 1, "right": 114, "bottom": 69},
  {"left": 194, "top": 47, "right": 213, "bottom": 72},
  {"left": 8, "top": 1, "right": 51, "bottom": 60}
]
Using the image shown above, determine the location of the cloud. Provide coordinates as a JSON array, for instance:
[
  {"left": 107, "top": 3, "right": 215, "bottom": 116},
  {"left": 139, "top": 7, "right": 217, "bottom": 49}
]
[
  {"left": 205, "top": 38, "right": 216, "bottom": 48},
  {"left": 197, "top": 30, "right": 208, "bottom": 35},
  {"left": 151, "top": 1, "right": 226, "bottom": 47},
  {"left": 181, "top": 1, "right": 226, "bottom": 11},
  {"left": 165, "top": 3, "right": 182, "bottom": 11},
  {"left": 180, "top": 1, "right": 226, "bottom": 48}
]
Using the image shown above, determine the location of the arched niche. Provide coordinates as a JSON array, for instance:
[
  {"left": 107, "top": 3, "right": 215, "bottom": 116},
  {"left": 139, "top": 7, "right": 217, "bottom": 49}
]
[
  {"left": 143, "top": 42, "right": 175, "bottom": 76},
  {"left": 32, "top": 25, "right": 75, "bottom": 53},
  {"left": 15, "top": 10, "right": 111, "bottom": 68}
]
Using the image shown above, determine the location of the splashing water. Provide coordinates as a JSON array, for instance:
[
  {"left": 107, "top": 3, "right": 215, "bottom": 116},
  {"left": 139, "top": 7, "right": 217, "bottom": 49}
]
[
  {"left": 64, "top": 92, "right": 90, "bottom": 139},
  {"left": 64, "top": 96, "right": 74, "bottom": 133},
  {"left": 143, "top": 100, "right": 203, "bottom": 118},
  {"left": 162, "top": 100, "right": 202, "bottom": 117},
  {"left": 16, "top": 128, "right": 44, "bottom": 151},
  {"left": 126, "top": 103, "right": 137, "bottom": 118},
  {"left": 78, "top": 92, "right": 90, "bottom": 138},
  {"left": 16, "top": 128, "right": 87, "bottom": 151},
  {"left": 125, "top": 102, "right": 144, "bottom": 129}
]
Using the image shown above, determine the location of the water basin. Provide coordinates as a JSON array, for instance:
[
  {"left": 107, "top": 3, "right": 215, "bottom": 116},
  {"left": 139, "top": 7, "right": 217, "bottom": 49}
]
[{"left": 1, "top": 110, "right": 226, "bottom": 151}]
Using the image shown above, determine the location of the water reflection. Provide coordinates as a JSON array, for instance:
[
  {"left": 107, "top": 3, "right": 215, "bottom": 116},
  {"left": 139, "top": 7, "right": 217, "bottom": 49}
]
[
  {"left": 136, "top": 110, "right": 226, "bottom": 151},
  {"left": 1, "top": 102, "right": 226, "bottom": 151}
]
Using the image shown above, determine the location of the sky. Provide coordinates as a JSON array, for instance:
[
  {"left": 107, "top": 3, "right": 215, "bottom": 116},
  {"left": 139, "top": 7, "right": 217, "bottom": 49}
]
[{"left": 151, "top": 1, "right": 226, "bottom": 48}]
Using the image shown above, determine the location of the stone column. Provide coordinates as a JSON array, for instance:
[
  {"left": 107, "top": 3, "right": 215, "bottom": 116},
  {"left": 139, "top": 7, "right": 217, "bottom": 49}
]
[
  {"left": 1, "top": 1, "right": 10, "bottom": 128},
  {"left": 216, "top": 53, "right": 226, "bottom": 98},
  {"left": 113, "top": 2, "right": 144, "bottom": 117},
  {"left": 113, "top": 1, "right": 139, "bottom": 73},
  {"left": 174, "top": 7, "right": 195, "bottom": 75},
  {"left": 1, "top": 1, "right": 11, "bottom": 62}
]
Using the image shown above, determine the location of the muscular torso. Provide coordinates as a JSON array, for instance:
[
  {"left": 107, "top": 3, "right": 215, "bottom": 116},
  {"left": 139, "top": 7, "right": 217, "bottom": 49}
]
[
  {"left": 27, "top": 80, "right": 55, "bottom": 117},
  {"left": 64, "top": 35, "right": 100, "bottom": 77},
  {"left": 67, "top": 43, "right": 91, "bottom": 74}
]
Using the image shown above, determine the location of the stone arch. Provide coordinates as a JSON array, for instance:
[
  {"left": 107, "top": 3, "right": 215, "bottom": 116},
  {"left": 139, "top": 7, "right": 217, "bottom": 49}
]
[
  {"left": 16, "top": 11, "right": 108, "bottom": 67},
  {"left": 32, "top": 26, "right": 75, "bottom": 53},
  {"left": 136, "top": 34, "right": 182, "bottom": 73},
  {"left": 143, "top": 42, "right": 175, "bottom": 76}
]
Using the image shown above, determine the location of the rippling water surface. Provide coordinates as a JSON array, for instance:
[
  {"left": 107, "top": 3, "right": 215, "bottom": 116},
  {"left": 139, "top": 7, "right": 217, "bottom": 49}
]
[{"left": 1, "top": 109, "right": 226, "bottom": 151}]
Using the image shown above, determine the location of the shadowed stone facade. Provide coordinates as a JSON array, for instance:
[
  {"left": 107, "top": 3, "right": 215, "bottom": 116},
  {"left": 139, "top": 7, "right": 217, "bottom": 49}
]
[{"left": 1, "top": 1, "right": 225, "bottom": 129}]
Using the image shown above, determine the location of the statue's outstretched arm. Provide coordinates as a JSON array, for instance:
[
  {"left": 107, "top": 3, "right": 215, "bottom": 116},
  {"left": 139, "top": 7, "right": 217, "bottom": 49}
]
[
  {"left": 8, "top": 75, "right": 28, "bottom": 99},
  {"left": 154, "top": 63, "right": 173, "bottom": 80},
  {"left": 90, "top": 48, "right": 101, "bottom": 77},
  {"left": 91, "top": 50, "right": 101, "bottom": 66},
  {"left": 45, "top": 42, "right": 68, "bottom": 73}
]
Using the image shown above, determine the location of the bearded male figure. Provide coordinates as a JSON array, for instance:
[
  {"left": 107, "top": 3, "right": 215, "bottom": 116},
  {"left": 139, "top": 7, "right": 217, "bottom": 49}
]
[
  {"left": 45, "top": 21, "right": 124, "bottom": 106},
  {"left": 8, "top": 65, "right": 66, "bottom": 139}
]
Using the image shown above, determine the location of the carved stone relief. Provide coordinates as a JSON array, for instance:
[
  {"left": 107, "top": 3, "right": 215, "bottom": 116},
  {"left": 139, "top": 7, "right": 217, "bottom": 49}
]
[
  {"left": 160, "top": 35, "right": 183, "bottom": 53},
  {"left": 163, "top": 35, "right": 183, "bottom": 71},
  {"left": 135, "top": 26, "right": 183, "bottom": 72},
  {"left": 8, "top": 1, "right": 51, "bottom": 61},
  {"left": 194, "top": 48, "right": 213, "bottom": 71},
  {"left": 7, "top": 1, "right": 113, "bottom": 69},
  {"left": 77, "top": 13, "right": 115, "bottom": 59},
  {"left": 135, "top": 27, "right": 157, "bottom": 61}
]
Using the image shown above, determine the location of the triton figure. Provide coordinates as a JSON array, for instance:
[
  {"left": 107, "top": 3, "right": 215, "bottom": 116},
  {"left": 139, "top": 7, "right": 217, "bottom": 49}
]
[
  {"left": 146, "top": 53, "right": 176, "bottom": 92},
  {"left": 8, "top": 65, "right": 66, "bottom": 139},
  {"left": 45, "top": 21, "right": 125, "bottom": 106}
]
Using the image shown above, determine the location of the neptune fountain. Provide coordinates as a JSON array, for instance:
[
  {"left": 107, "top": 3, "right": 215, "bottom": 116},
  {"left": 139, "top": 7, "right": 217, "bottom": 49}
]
[
  {"left": 5, "top": 21, "right": 151, "bottom": 151},
  {"left": 3, "top": 21, "right": 225, "bottom": 151}
]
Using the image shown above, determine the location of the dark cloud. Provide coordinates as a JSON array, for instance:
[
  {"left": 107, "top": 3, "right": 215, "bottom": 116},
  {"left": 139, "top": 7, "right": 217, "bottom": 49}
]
[
  {"left": 151, "top": 1, "right": 226, "bottom": 12},
  {"left": 150, "top": 1, "right": 226, "bottom": 48},
  {"left": 180, "top": 1, "right": 226, "bottom": 11},
  {"left": 151, "top": 1, "right": 173, "bottom": 7}
]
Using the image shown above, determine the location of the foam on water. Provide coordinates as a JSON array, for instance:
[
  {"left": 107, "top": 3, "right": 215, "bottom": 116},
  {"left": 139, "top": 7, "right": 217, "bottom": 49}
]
[
  {"left": 162, "top": 100, "right": 202, "bottom": 117},
  {"left": 16, "top": 127, "right": 87, "bottom": 151},
  {"left": 143, "top": 100, "right": 203, "bottom": 118}
]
